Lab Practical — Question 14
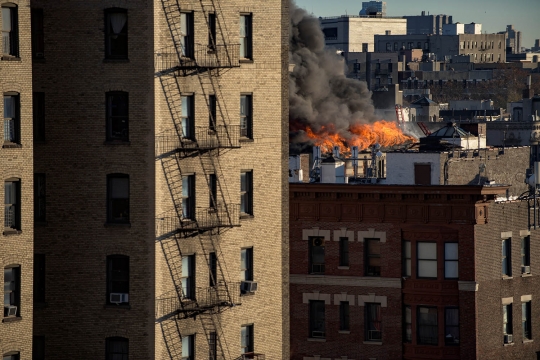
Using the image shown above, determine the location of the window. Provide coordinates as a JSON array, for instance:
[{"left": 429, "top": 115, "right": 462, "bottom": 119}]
[
  {"left": 502, "top": 238, "right": 511, "bottom": 276},
  {"left": 241, "top": 248, "right": 253, "bottom": 282},
  {"left": 105, "top": 337, "right": 128, "bottom": 360},
  {"left": 240, "top": 94, "right": 252, "bottom": 138},
  {"left": 414, "top": 163, "right": 431, "bottom": 185},
  {"left": 106, "top": 92, "right": 128, "bottom": 141},
  {"left": 365, "top": 238, "right": 381, "bottom": 276},
  {"left": 33, "top": 92, "right": 45, "bottom": 141},
  {"left": 445, "top": 243, "right": 459, "bottom": 279},
  {"left": 4, "top": 179, "right": 20, "bottom": 230},
  {"left": 339, "top": 237, "right": 349, "bottom": 266},
  {"left": 322, "top": 27, "right": 337, "bottom": 40},
  {"left": 418, "top": 306, "right": 438, "bottom": 345},
  {"left": 417, "top": 42, "right": 422, "bottom": 49},
  {"left": 106, "top": 255, "right": 129, "bottom": 304},
  {"left": 181, "top": 175, "right": 195, "bottom": 219},
  {"left": 387, "top": 76, "right": 392, "bottom": 85},
  {"left": 34, "top": 173, "right": 46, "bottom": 222},
  {"left": 209, "top": 95, "right": 217, "bottom": 131},
  {"left": 404, "top": 306, "right": 412, "bottom": 342},
  {"left": 445, "top": 307, "right": 459, "bottom": 345},
  {"left": 366, "top": 303, "right": 382, "bottom": 341},
  {"left": 107, "top": 174, "right": 129, "bottom": 223},
  {"left": 417, "top": 242, "right": 437, "bottom": 278},
  {"left": 181, "top": 95, "right": 194, "bottom": 139},
  {"left": 2, "top": 5, "right": 18, "bottom": 57},
  {"left": 241, "top": 325, "right": 254, "bottom": 354},
  {"left": 31, "top": 9, "right": 44, "bottom": 58},
  {"left": 2, "top": 353, "right": 19, "bottom": 360},
  {"left": 403, "top": 241, "right": 411, "bottom": 277},
  {"left": 240, "top": 171, "right": 253, "bottom": 215},
  {"left": 339, "top": 301, "right": 350, "bottom": 331},
  {"left": 4, "top": 93, "right": 20, "bottom": 144},
  {"left": 209, "top": 252, "right": 217, "bottom": 287},
  {"left": 386, "top": 42, "right": 391, "bottom": 51},
  {"left": 181, "top": 255, "right": 195, "bottom": 299},
  {"left": 407, "top": 42, "right": 413, "bottom": 50},
  {"left": 182, "top": 334, "right": 195, "bottom": 360},
  {"left": 209, "top": 332, "right": 217, "bottom": 360},
  {"left": 4, "top": 266, "right": 20, "bottom": 317},
  {"left": 362, "top": 43, "right": 368, "bottom": 52},
  {"left": 309, "top": 237, "right": 325, "bottom": 274},
  {"left": 34, "top": 254, "right": 45, "bottom": 304},
  {"left": 209, "top": 174, "right": 217, "bottom": 209},
  {"left": 522, "top": 301, "right": 532, "bottom": 340},
  {"left": 180, "top": 12, "right": 194, "bottom": 58},
  {"left": 424, "top": 42, "right": 429, "bottom": 50},
  {"left": 503, "top": 304, "right": 513, "bottom": 337},
  {"left": 521, "top": 236, "right": 531, "bottom": 273},
  {"left": 309, "top": 300, "right": 325, "bottom": 338},
  {"left": 208, "top": 13, "right": 216, "bottom": 49},
  {"left": 32, "top": 336, "right": 45, "bottom": 360},
  {"left": 105, "top": 8, "right": 128, "bottom": 59},
  {"left": 353, "top": 63, "right": 361, "bottom": 72},
  {"left": 239, "top": 14, "right": 252, "bottom": 59},
  {"left": 393, "top": 42, "right": 398, "bottom": 51}
]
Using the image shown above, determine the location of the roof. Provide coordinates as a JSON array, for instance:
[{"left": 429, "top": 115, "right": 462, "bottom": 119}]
[
  {"left": 411, "top": 96, "right": 437, "bottom": 106},
  {"left": 429, "top": 122, "right": 473, "bottom": 138}
]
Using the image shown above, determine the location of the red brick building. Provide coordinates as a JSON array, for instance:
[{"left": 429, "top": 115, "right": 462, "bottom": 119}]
[{"left": 290, "top": 183, "right": 540, "bottom": 360}]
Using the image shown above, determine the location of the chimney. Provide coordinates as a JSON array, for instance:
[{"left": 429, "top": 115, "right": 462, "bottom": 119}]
[{"left": 385, "top": 30, "right": 391, "bottom": 35}]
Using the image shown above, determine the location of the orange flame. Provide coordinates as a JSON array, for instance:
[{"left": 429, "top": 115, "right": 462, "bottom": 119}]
[{"left": 299, "top": 120, "right": 416, "bottom": 153}]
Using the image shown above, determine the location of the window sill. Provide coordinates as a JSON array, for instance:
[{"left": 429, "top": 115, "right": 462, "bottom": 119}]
[
  {"left": 307, "top": 338, "right": 326, "bottom": 342},
  {"left": 502, "top": 276, "right": 513, "bottom": 280},
  {"left": 363, "top": 341, "right": 383, "bottom": 345},
  {"left": 1, "top": 56, "right": 21, "bottom": 61},
  {"left": 337, "top": 266, "right": 350, "bottom": 270},
  {"left": 503, "top": 342, "right": 514, "bottom": 346},
  {"left": 103, "top": 58, "right": 130, "bottom": 63},
  {"left": 338, "top": 330, "right": 350, "bottom": 334},
  {"left": 3, "top": 229, "right": 22, "bottom": 236},
  {"left": 104, "top": 140, "right": 131, "bottom": 145},
  {"left": 239, "top": 138, "right": 254, "bottom": 143},
  {"left": 239, "top": 59, "right": 254, "bottom": 64},
  {"left": 104, "top": 222, "right": 131, "bottom": 228},
  {"left": 240, "top": 214, "right": 254, "bottom": 220},
  {"left": 521, "top": 273, "right": 532, "bottom": 277},
  {"left": 2, "top": 316, "right": 22, "bottom": 323},
  {"left": 104, "top": 303, "right": 131, "bottom": 310},
  {"left": 240, "top": 291, "right": 256, "bottom": 297},
  {"left": 2, "top": 142, "right": 22, "bottom": 148},
  {"left": 523, "top": 339, "right": 533, "bottom": 344}
]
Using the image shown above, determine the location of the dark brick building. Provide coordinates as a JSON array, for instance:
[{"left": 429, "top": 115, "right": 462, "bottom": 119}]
[{"left": 290, "top": 183, "right": 540, "bottom": 360}]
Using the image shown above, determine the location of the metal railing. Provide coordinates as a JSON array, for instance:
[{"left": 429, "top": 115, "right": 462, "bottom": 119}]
[
  {"left": 234, "top": 353, "right": 266, "bottom": 360},
  {"left": 156, "top": 205, "right": 240, "bottom": 239},
  {"left": 155, "top": 44, "right": 240, "bottom": 74},
  {"left": 155, "top": 126, "right": 241, "bottom": 158}
]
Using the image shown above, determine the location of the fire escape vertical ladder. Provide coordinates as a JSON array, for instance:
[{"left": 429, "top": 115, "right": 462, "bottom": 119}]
[
  {"left": 160, "top": 237, "right": 185, "bottom": 303},
  {"left": 160, "top": 0, "right": 184, "bottom": 64},
  {"left": 200, "top": 312, "right": 230, "bottom": 360},
  {"left": 160, "top": 155, "right": 184, "bottom": 219},
  {"left": 159, "top": 75, "right": 184, "bottom": 144},
  {"left": 160, "top": 317, "right": 183, "bottom": 360}
]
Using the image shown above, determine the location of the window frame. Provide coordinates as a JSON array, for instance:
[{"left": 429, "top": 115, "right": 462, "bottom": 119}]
[
  {"left": 240, "top": 324, "right": 254, "bottom": 354},
  {"left": 209, "top": 94, "right": 217, "bottom": 131},
  {"left": 240, "top": 247, "right": 253, "bottom": 282},
  {"left": 181, "top": 95, "right": 194, "bottom": 139},
  {"left": 209, "top": 252, "right": 217, "bottom": 287},
  {"left": 339, "top": 237, "right": 349, "bottom": 267},
  {"left": 444, "top": 242, "right": 459, "bottom": 279},
  {"left": 522, "top": 301, "right": 532, "bottom": 340},
  {"left": 181, "top": 174, "right": 195, "bottom": 220},
  {"left": 3, "top": 93, "right": 20, "bottom": 144},
  {"left": 106, "top": 255, "right": 129, "bottom": 305},
  {"left": 239, "top": 14, "right": 252, "bottom": 60},
  {"left": 209, "top": 332, "right": 217, "bottom": 360},
  {"left": 34, "top": 173, "right": 46, "bottom": 222},
  {"left": 365, "top": 303, "right": 382, "bottom": 341},
  {"left": 31, "top": 8, "right": 44, "bottom": 58},
  {"left": 34, "top": 254, "right": 46, "bottom": 304},
  {"left": 521, "top": 236, "right": 531, "bottom": 272},
  {"left": 417, "top": 242, "right": 437, "bottom": 279},
  {"left": 181, "top": 254, "right": 195, "bottom": 300},
  {"left": 33, "top": 92, "right": 45, "bottom": 141},
  {"left": 403, "top": 241, "right": 411, "bottom": 277},
  {"left": 309, "top": 300, "right": 325, "bottom": 338},
  {"left": 209, "top": 173, "right": 217, "bottom": 209},
  {"left": 106, "top": 174, "right": 130, "bottom": 224},
  {"left": 105, "top": 336, "right": 129, "bottom": 360},
  {"left": 2, "top": 4, "right": 18, "bottom": 58},
  {"left": 365, "top": 238, "right": 381, "bottom": 276},
  {"left": 104, "top": 8, "right": 128, "bottom": 59},
  {"left": 417, "top": 306, "right": 438, "bottom": 345},
  {"left": 3, "top": 265, "right": 20, "bottom": 317},
  {"left": 2, "top": 352, "right": 20, "bottom": 360},
  {"left": 4, "top": 179, "right": 20, "bottom": 231},
  {"left": 208, "top": 13, "right": 217, "bottom": 50},
  {"left": 339, "top": 301, "right": 350, "bottom": 331},
  {"left": 240, "top": 170, "right": 253, "bottom": 215},
  {"left": 444, "top": 307, "right": 460, "bottom": 345},
  {"left": 32, "top": 335, "right": 45, "bottom": 360},
  {"left": 106, "top": 91, "right": 129, "bottom": 142},
  {"left": 403, "top": 305, "right": 412, "bottom": 343},
  {"left": 502, "top": 238, "right": 512, "bottom": 277},
  {"left": 180, "top": 12, "right": 194, "bottom": 58},
  {"left": 503, "top": 303, "right": 513, "bottom": 336},
  {"left": 240, "top": 94, "right": 252, "bottom": 139},
  {"left": 182, "top": 334, "right": 195, "bottom": 360},
  {"left": 308, "top": 236, "right": 325, "bottom": 274}
]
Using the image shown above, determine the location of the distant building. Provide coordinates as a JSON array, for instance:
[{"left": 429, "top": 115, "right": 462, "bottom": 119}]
[
  {"left": 532, "top": 39, "right": 540, "bottom": 52},
  {"left": 500, "top": 25, "right": 522, "bottom": 54},
  {"left": 346, "top": 52, "right": 401, "bottom": 90},
  {"left": 360, "top": 1, "right": 386, "bottom": 16},
  {"left": 403, "top": 11, "right": 452, "bottom": 35}
]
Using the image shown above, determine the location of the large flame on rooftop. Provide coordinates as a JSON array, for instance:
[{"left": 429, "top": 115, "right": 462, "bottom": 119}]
[{"left": 292, "top": 119, "right": 416, "bottom": 154}]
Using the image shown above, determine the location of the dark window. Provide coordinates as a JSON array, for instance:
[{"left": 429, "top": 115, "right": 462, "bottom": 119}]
[
  {"left": 3, "top": 266, "right": 20, "bottom": 317},
  {"left": 404, "top": 305, "right": 412, "bottom": 342},
  {"left": 182, "top": 175, "right": 195, "bottom": 219},
  {"left": 418, "top": 306, "right": 438, "bottom": 345},
  {"left": 105, "top": 9, "right": 128, "bottom": 59},
  {"left": 2, "top": 353, "right": 19, "bottom": 360},
  {"left": 181, "top": 95, "right": 194, "bottom": 139},
  {"left": 106, "top": 92, "right": 129, "bottom": 141},
  {"left": 503, "top": 304, "right": 513, "bottom": 336},
  {"left": 209, "top": 332, "right": 217, "bottom": 360},
  {"left": 365, "top": 238, "right": 381, "bottom": 276},
  {"left": 2, "top": 5, "right": 18, "bottom": 57},
  {"left": 522, "top": 301, "right": 531, "bottom": 340},
  {"left": 209, "top": 95, "right": 217, "bottom": 131},
  {"left": 209, "top": 252, "right": 217, "bottom": 287},
  {"left": 322, "top": 27, "right": 338, "bottom": 40},
  {"left": 181, "top": 255, "right": 195, "bottom": 299},
  {"left": 408, "top": 42, "right": 413, "bottom": 49},
  {"left": 106, "top": 255, "right": 129, "bottom": 304},
  {"left": 34, "top": 173, "right": 46, "bottom": 222},
  {"left": 339, "top": 237, "right": 349, "bottom": 266},
  {"left": 414, "top": 164, "right": 431, "bottom": 185},
  {"left": 417, "top": 242, "right": 437, "bottom": 278},
  {"left": 502, "top": 238, "right": 511, "bottom": 276},
  {"left": 309, "top": 300, "right": 325, "bottom": 338},
  {"left": 3, "top": 93, "right": 20, "bottom": 144},
  {"left": 33, "top": 92, "right": 45, "bottom": 141},
  {"left": 32, "top": 336, "right": 45, "bottom": 360},
  {"left": 31, "top": 9, "right": 44, "bottom": 58},
  {"left": 353, "top": 63, "right": 361, "bottom": 72},
  {"left": 182, "top": 334, "right": 195, "bottom": 360},
  {"left": 241, "top": 248, "right": 253, "bottom": 282},
  {"left": 393, "top": 42, "right": 398, "bottom": 51},
  {"left": 362, "top": 43, "right": 368, "bottom": 52},
  {"left": 386, "top": 42, "right": 391, "bottom": 51},
  {"left": 208, "top": 13, "right": 216, "bottom": 49},
  {"left": 521, "top": 236, "right": 531, "bottom": 273},
  {"left": 309, "top": 237, "right": 325, "bottom": 274},
  {"left": 240, "top": 171, "right": 253, "bottom": 215},
  {"left": 240, "top": 94, "right": 252, "bottom": 138},
  {"left": 180, "top": 12, "right": 194, "bottom": 58},
  {"left": 4, "top": 179, "right": 20, "bottom": 230},
  {"left": 107, "top": 174, "right": 129, "bottom": 223},
  {"left": 339, "top": 301, "right": 350, "bottom": 331},
  {"left": 34, "top": 254, "right": 45, "bottom": 304},
  {"left": 241, "top": 324, "right": 254, "bottom": 354},
  {"left": 240, "top": 14, "right": 252, "bottom": 59},
  {"left": 444, "top": 243, "right": 459, "bottom": 279},
  {"left": 417, "top": 42, "right": 422, "bottom": 49},
  {"left": 105, "top": 337, "right": 128, "bottom": 360},
  {"left": 403, "top": 241, "right": 411, "bottom": 277},
  {"left": 366, "top": 303, "right": 382, "bottom": 341},
  {"left": 209, "top": 174, "right": 217, "bottom": 209},
  {"left": 388, "top": 63, "right": 393, "bottom": 72},
  {"left": 445, "top": 307, "right": 459, "bottom": 345}
]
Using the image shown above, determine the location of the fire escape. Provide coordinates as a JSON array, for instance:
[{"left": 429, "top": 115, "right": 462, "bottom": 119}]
[{"left": 154, "top": 1, "right": 244, "bottom": 359}]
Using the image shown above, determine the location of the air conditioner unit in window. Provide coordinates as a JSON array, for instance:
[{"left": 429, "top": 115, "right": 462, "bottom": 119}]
[
  {"left": 4, "top": 305, "right": 17, "bottom": 317},
  {"left": 312, "top": 237, "right": 325, "bottom": 247},
  {"left": 110, "top": 293, "right": 129, "bottom": 304},
  {"left": 241, "top": 281, "right": 258, "bottom": 293},
  {"left": 522, "top": 266, "right": 531, "bottom": 274},
  {"left": 504, "top": 334, "right": 513, "bottom": 344}
]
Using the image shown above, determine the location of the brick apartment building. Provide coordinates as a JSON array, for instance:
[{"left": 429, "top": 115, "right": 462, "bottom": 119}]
[
  {"left": 290, "top": 182, "right": 540, "bottom": 360},
  {"left": 1, "top": 0, "right": 289, "bottom": 359}
]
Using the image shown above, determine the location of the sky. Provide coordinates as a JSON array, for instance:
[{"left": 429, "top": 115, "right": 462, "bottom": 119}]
[{"left": 294, "top": 0, "right": 540, "bottom": 48}]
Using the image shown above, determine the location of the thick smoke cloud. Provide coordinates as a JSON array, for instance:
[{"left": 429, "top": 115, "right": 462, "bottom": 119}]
[{"left": 289, "top": 1, "right": 377, "bottom": 138}]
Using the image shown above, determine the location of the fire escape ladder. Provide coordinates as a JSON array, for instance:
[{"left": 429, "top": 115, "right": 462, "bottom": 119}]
[
  {"left": 159, "top": 75, "right": 188, "bottom": 149},
  {"left": 160, "top": 0, "right": 184, "bottom": 66},
  {"left": 160, "top": 317, "right": 183, "bottom": 360},
  {"left": 160, "top": 155, "right": 184, "bottom": 219},
  {"left": 199, "top": 312, "right": 230, "bottom": 360},
  {"left": 198, "top": 0, "right": 234, "bottom": 69}
]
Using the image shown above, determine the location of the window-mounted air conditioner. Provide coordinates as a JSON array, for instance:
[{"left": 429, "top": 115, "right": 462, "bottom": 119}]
[
  {"left": 110, "top": 293, "right": 129, "bottom": 304},
  {"left": 522, "top": 266, "right": 531, "bottom": 274},
  {"left": 4, "top": 305, "right": 17, "bottom": 317},
  {"left": 504, "top": 334, "right": 513, "bottom": 344},
  {"left": 241, "top": 281, "right": 258, "bottom": 293}
]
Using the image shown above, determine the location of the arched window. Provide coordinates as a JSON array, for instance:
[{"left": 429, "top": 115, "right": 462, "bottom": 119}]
[
  {"left": 105, "top": 337, "right": 128, "bottom": 360},
  {"left": 104, "top": 8, "right": 128, "bottom": 59},
  {"left": 2, "top": 4, "right": 18, "bottom": 57}
]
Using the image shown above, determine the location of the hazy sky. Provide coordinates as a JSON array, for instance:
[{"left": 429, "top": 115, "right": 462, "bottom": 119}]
[{"left": 294, "top": 0, "right": 540, "bottom": 47}]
